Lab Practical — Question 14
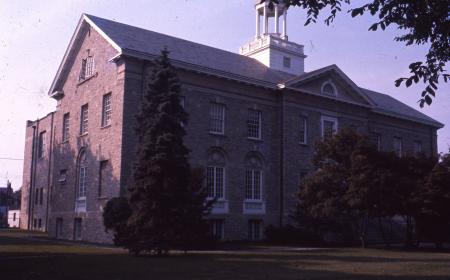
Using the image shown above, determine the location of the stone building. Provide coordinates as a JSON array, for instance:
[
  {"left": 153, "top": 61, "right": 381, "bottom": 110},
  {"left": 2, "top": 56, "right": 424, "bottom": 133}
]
[{"left": 20, "top": 1, "right": 443, "bottom": 243}]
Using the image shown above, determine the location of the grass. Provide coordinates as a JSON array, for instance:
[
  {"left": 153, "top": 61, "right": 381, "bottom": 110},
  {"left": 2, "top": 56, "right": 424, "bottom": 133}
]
[{"left": 1, "top": 229, "right": 450, "bottom": 280}]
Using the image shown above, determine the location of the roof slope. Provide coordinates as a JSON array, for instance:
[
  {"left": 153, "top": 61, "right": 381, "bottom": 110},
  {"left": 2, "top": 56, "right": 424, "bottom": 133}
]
[
  {"left": 85, "top": 14, "right": 293, "bottom": 85},
  {"left": 51, "top": 14, "right": 442, "bottom": 129},
  {"left": 361, "top": 88, "right": 443, "bottom": 127}
]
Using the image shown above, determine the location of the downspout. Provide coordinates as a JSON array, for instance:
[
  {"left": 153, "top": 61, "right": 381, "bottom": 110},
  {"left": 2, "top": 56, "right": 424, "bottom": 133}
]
[
  {"left": 279, "top": 89, "right": 285, "bottom": 227},
  {"left": 27, "top": 124, "right": 37, "bottom": 229},
  {"left": 45, "top": 112, "right": 54, "bottom": 231}
]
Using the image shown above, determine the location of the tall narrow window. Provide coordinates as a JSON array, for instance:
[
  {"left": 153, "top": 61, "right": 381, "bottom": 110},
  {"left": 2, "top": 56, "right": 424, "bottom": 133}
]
[
  {"left": 38, "top": 218, "right": 42, "bottom": 229},
  {"left": 299, "top": 116, "right": 307, "bottom": 144},
  {"left": 393, "top": 137, "right": 403, "bottom": 157},
  {"left": 283, "top": 56, "right": 291, "bottom": 68},
  {"left": 209, "top": 103, "right": 225, "bottom": 134},
  {"left": 321, "top": 116, "right": 338, "bottom": 140},
  {"left": 101, "top": 93, "right": 112, "bottom": 127},
  {"left": 370, "top": 133, "right": 381, "bottom": 151},
  {"left": 38, "top": 131, "right": 46, "bottom": 158},
  {"left": 206, "top": 166, "right": 224, "bottom": 199},
  {"left": 62, "top": 113, "right": 70, "bottom": 142},
  {"left": 39, "top": 188, "right": 43, "bottom": 205},
  {"left": 35, "top": 189, "right": 39, "bottom": 205},
  {"left": 73, "top": 218, "right": 82, "bottom": 241},
  {"left": 245, "top": 170, "right": 262, "bottom": 200},
  {"left": 80, "top": 104, "right": 88, "bottom": 135},
  {"left": 56, "top": 218, "right": 63, "bottom": 238},
  {"left": 75, "top": 150, "right": 88, "bottom": 213},
  {"left": 209, "top": 219, "right": 224, "bottom": 240},
  {"left": 248, "top": 220, "right": 262, "bottom": 240},
  {"left": 98, "top": 160, "right": 108, "bottom": 197},
  {"left": 414, "top": 141, "right": 423, "bottom": 155},
  {"left": 247, "top": 109, "right": 261, "bottom": 139}
]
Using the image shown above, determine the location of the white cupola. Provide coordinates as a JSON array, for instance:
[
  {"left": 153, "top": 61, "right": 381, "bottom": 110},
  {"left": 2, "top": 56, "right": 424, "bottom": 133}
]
[{"left": 240, "top": 0, "right": 306, "bottom": 76}]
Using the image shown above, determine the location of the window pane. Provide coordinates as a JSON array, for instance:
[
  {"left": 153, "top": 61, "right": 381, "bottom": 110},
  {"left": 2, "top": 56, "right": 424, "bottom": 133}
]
[
  {"left": 247, "top": 109, "right": 261, "bottom": 139},
  {"left": 215, "top": 167, "right": 224, "bottom": 199},
  {"left": 206, "top": 167, "right": 215, "bottom": 198},
  {"left": 299, "top": 116, "right": 307, "bottom": 144},
  {"left": 62, "top": 113, "right": 70, "bottom": 142},
  {"left": 102, "top": 94, "right": 112, "bottom": 127},
  {"left": 80, "top": 105, "right": 88, "bottom": 134},
  {"left": 245, "top": 170, "right": 253, "bottom": 200},
  {"left": 209, "top": 103, "right": 225, "bottom": 134},
  {"left": 323, "top": 120, "right": 335, "bottom": 140},
  {"left": 253, "top": 170, "right": 261, "bottom": 200}
]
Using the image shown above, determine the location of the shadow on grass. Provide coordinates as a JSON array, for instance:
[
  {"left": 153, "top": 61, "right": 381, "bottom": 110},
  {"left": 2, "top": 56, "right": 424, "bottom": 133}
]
[{"left": 1, "top": 232, "right": 450, "bottom": 280}]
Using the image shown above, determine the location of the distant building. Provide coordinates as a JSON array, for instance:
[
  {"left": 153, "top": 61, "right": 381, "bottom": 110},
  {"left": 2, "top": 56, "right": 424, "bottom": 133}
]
[
  {"left": 20, "top": 1, "right": 443, "bottom": 243},
  {"left": 0, "top": 181, "right": 14, "bottom": 228},
  {"left": 8, "top": 210, "right": 20, "bottom": 228}
]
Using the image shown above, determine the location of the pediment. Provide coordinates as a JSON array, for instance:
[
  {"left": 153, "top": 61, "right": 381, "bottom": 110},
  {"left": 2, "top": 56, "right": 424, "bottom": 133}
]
[{"left": 283, "top": 65, "right": 373, "bottom": 106}]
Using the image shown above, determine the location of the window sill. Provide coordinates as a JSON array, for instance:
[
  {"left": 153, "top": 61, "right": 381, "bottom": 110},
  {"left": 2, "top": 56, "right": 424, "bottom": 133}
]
[
  {"left": 79, "top": 133, "right": 88, "bottom": 137},
  {"left": 299, "top": 142, "right": 308, "bottom": 146},
  {"left": 247, "top": 137, "right": 262, "bottom": 142},
  {"left": 62, "top": 140, "right": 69, "bottom": 144},
  {"left": 97, "top": 196, "right": 109, "bottom": 200},
  {"left": 77, "top": 72, "right": 98, "bottom": 86},
  {"left": 101, "top": 124, "right": 111, "bottom": 130},
  {"left": 209, "top": 131, "right": 225, "bottom": 137}
]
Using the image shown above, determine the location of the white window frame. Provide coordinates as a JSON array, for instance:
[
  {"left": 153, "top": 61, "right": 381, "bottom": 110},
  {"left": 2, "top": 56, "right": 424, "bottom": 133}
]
[
  {"left": 101, "top": 93, "right": 112, "bottom": 127},
  {"left": 321, "top": 116, "right": 338, "bottom": 139},
  {"left": 321, "top": 81, "right": 338, "bottom": 96},
  {"left": 245, "top": 169, "right": 262, "bottom": 201},
  {"left": 206, "top": 166, "right": 225, "bottom": 200},
  {"left": 299, "top": 116, "right": 308, "bottom": 145},
  {"left": 209, "top": 103, "right": 225, "bottom": 135},
  {"left": 247, "top": 109, "right": 262, "bottom": 140}
]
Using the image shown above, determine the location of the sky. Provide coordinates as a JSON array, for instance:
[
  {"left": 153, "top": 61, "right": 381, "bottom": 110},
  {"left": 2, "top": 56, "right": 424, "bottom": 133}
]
[{"left": 0, "top": 0, "right": 449, "bottom": 190}]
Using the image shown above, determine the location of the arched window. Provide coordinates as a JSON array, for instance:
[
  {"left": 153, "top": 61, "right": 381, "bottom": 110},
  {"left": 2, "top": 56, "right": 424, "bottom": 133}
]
[
  {"left": 245, "top": 154, "right": 263, "bottom": 201},
  {"left": 75, "top": 149, "right": 88, "bottom": 212},
  {"left": 321, "top": 81, "right": 337, "bottom": 96},
  {"left": 206, "top": 149, "right": 226, "bottom": 199}
]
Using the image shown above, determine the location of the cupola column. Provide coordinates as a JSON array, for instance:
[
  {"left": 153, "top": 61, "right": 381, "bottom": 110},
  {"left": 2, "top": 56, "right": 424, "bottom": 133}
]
[
  {"left": 263, "top": 5, "right": 268, "bottom": 34},
  {"left": 282, "top": 9, "right": 288, "bottom": 39},
  {"left": 274, "top": 4, "right": 279, "bottom": 34},
  {"left": 255, "top": 9, "right": 261, "bottom": 38}
]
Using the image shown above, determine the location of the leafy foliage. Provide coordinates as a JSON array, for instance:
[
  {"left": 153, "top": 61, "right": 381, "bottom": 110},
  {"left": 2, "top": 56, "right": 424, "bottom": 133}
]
[{"left": 262, "top": 0, "right": 449, "bottom": 106}]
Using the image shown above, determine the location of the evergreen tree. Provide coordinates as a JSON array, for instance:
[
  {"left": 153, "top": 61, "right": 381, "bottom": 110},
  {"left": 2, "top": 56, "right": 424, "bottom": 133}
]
[{"left": 122, "top": 49, "right": 211, "bottom": 255}]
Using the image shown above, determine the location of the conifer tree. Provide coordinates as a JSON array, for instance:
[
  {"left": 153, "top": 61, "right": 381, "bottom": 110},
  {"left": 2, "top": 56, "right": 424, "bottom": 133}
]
[{"left": 125, "top": 49, "right": 211, "bottom": 255}]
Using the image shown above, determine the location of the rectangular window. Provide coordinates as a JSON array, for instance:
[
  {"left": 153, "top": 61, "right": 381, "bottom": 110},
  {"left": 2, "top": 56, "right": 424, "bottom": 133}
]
[
  {"left": 206, "top": 166, "right": 224, "bottom": 199},
  {"left": 80, "top": 104, "right": 88, "bottom": 135},
  {"left": 56, "top": 218, "right": 63, "bottom": 238},
  {"left": 414, "top": 141, "right": 423, "bottom": 155},
  {"left": 321, "top": 116, "right": 338, "bottom": 140},
  {"left": 209, "top": 103, "right": 225, "bottom": 134},
  {"left": 38, "top": 131, "right": 46, "bottom": 158},
  {"left": 99, "top": 160, "right": 108, "bottom": 197},
  {"left": 247, "top": 109, "right": 261, "bottom": 139},
  {"left": 78, "top": 166, "right": 87, "bottom": 199},
  {"left": 248, "top": 220, "right": 262, "bottom": 241},
  {"left": 209, "top": 219, "right": 224, "bottom": 240},
  {"left": 35, "top": 188, "right": 39, "bottom": 205},
  {"left": 393, "top": 137, "right": 403, "bottom": 157},
  {"left": 283, "top": 56, "right": 291, "bottom": 68},
  {"left": 13, "top": 212, "right": 16, "bottom": 221},
  {"left": 33, "top": 218, "right": 37, "bottom": 229},
  {"left": 245, "top": 170, "right": 262, "bottom": 200},
  {"left": 102, "top": 93, "right": 112, "bottom": 127},
  {"left": 73, "top": 218, "right": 82, "bottom": 241},
  {"left": 38, "top": 218, "right": 42, "bottom": 229},
  {"left": 370, "top": 133, "right": 381, "bottom": 151},
  {"left": 39, "top": 188, "right": 43, "bottom": 205},
  {"left": 62, "top": 113, "right": 70, "bottom": 142},
  {"left": 80, "top": 56, "right": 94, "bottom": 80},
  {"left": 299, "top": 116, "right": 307, "bottom": 144}
]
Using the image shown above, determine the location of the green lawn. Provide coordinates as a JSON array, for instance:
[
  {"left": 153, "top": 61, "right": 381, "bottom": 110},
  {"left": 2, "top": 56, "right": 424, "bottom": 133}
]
[{"left": 1, "top": 230, "right": 450, "bottom": 280}]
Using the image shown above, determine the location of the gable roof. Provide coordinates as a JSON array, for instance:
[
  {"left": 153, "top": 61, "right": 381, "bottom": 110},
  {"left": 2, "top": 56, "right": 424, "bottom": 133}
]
[{"left": 48, "top": 14, "right": 443, "bottom": 129}]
